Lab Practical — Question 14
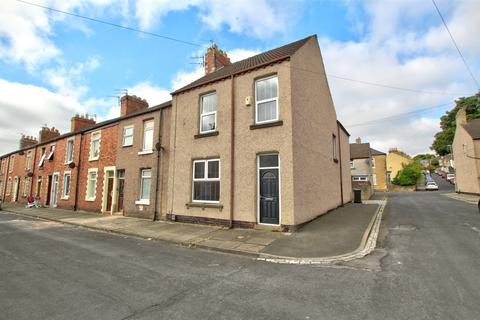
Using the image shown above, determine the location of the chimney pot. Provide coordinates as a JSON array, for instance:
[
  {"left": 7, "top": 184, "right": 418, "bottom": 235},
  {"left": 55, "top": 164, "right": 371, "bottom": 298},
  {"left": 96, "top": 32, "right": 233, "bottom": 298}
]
[
  {"left": 120, "top": 95, "right": 149, "bottom": 116},
  {"left": 204, "top": 42, "right": 232, "bottom": 75},
  {"left": 355, "top": 137, "right": 362, "bottom": 144}
]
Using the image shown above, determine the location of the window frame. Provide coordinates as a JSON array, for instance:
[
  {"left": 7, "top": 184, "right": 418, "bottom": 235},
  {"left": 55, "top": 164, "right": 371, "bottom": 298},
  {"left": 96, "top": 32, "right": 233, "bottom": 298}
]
[
  {"left": 138, "top": 169, "right": 152, "bottom": 203},
  {"left": 192, "top": 159, "right": 221, "bottom": 203},
  {"left": 35, "top": 177, "right": 42, "bottom": 198},
  {"left": 372, "top": 173, "right": 377, "bottom": 186},
  {"left": 85, "top": 168, "right": 98, "bottom": 201},
  {"left": 9, "top": 156, "right": 14, "bottom": 173},
  {"left": 22, "top": 177, "right": 29, "bottom": 197},
  {"left": 371, "top": 157, "right": 376, "bottom": 168},
  {"left": 123, "top": 125, "right": 134, "bottom": 147},
  {"left": 352, "top": 175, "right": 368, "bottom": 182},
  {"left": 25, "top": 151, "right": 32, "bottom": 171},
  {"left": 6, "top": 177, "right": 12, "bottom": 195},
  {"left": 255, "top": 75, "right": 279, "bottom": 124},
  {"left": 65, "top": 138, "right": 74, "bottom": 164},
  {"left": 62, "top": 171, "right": 71, "bottom": 199},
  {"left": 141, "top": 120, "right": 154, "bottom": 153},
  {"left": 47, "top": 144, "right": 55, "bottom": 161},
  {"left": 199, "top": 92, "right": 217, "bottom": 134},
  {"left": 89, "top": 131, "right": 101, "bottom": 161}
]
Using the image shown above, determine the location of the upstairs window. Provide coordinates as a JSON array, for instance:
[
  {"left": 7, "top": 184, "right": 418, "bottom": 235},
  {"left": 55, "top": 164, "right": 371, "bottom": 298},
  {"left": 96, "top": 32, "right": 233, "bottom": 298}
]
[
  {"left": 65, "top": 138, "right": 74, "bottom": 164},
  {"left": 142, "top": 120, "right": 154, "bottom": 152},
  {"left": 9, "top": 156, "right": 14, "bottom": 173},
  {"left": 47, "top": 145, "right": 55, "bottom": 161},
  {"left": 200, "top": 93, "right": 217, "bottom": 133},
  {"left": 25, "top": 151, "right": 32, "bottom": 171},
  {"left": 89, "top": 132, "right": 101, "bottom": 160},
  {"left": 371, "top": 158, "right": 376, "bottom": 168},
  {"left": 255, "top": 76, "right": 278, "bottom": 124},
  {"left": 192, "top": 159, "right": 220, "bottom": 203},
  {"left": 123, "top": 125, "right": 134, "bottom": 147},
  {"left": 38, "top": 148, "right": 46, "bottom": 167}
]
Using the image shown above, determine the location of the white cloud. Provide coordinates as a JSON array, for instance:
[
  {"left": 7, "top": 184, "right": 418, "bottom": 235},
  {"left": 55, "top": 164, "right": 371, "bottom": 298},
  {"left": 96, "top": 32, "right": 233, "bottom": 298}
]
[
  {"left": 128, "top": 81, "right": 171, "bottom": 106},
  {"left": 134, "top": 0, "right": 303, "bottom": 38},
  {"left": 0, "top": 78, "right": 86, "bottom": 154},
  {"left": 321, "top": 0, "right": 480, "bottom": 156},
  {"left": 171, "top": 67, "right": 205, "bottom": 90}
]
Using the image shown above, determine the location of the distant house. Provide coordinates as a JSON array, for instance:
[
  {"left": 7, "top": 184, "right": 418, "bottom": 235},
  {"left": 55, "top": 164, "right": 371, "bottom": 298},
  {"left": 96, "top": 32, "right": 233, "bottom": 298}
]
[
  {"left": 350, "top": 138, "right": 374, "bottom": 199},
  {"left": 387, "top": 148, "right": 412, "bottom": 182},
  {"left": 438, "top": 154, "right": 455, "bottom": 173},
  {"left": 371, "top": 148, "right": 388, "bottom": 192},
  {"left": 452, "top": 107, "right": 480, "bottom": 195}
]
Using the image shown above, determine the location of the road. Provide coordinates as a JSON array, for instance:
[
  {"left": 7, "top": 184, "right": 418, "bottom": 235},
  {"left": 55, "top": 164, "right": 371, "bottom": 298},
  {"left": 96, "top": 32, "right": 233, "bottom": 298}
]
[{"left": 1, "top": 181, "right": 480, "bottom": 319}]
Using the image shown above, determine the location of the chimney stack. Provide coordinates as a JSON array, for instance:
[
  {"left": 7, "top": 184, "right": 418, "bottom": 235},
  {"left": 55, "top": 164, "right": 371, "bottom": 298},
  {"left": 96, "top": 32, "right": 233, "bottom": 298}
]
[
  {"left": 39, "top": 127, "right": 60, "bottom": 144},
  {"left": 355, "top": 137, "right": 362, "bottom": 144},
  {"left": 205, "top": 43, "right": 231, "bottom": 75},
  {"left": 19, "top": 135, "right": 38, "bottom": 149},
  {"left": 71, "top": 113, "right": 96, "bottom": 132},
  {"left": 120, "top": 95, "right": 149, "bottom": 116}
]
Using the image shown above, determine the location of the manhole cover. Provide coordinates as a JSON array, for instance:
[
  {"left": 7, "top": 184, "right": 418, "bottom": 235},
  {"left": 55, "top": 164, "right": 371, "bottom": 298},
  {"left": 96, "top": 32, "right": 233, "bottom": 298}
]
[{"left": 390, "top": 225, "right": 417, "bottom": 231}]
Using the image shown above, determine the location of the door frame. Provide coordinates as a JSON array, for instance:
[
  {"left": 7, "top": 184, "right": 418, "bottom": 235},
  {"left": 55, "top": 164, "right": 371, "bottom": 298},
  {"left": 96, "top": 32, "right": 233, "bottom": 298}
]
[
  {"left": 101, "top": 166, "right": 117, "bottom": 214},
  {"left": 50, "top": 172, "right": 60, "bottom": 207},
  {"left": 12, "top": 176, "right": 19, "bottom": 202},
  {"left": 256, "top": 153, "right": 281, "bottom": 226}
]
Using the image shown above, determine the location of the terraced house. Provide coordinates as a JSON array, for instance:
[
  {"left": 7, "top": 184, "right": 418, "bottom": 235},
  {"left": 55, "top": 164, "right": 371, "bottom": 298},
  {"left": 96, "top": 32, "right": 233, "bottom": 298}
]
[{"left": 0, "top": 35, "right": 352, "bottom": 230}]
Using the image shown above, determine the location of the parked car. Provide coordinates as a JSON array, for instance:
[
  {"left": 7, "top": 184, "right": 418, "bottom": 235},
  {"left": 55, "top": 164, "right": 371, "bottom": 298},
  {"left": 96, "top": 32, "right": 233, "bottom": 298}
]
[
  {"left": 438, "top": 171, "right": 446, "bottom": 178},
  {"left": 449, "top": 177, "right": 456, "bottom": 185},
  {"left": 425, "top": 181, "right": 439, "bottom": 191},
  {"left": 446, "top": 174, "right": 455, "bottom": 182}
]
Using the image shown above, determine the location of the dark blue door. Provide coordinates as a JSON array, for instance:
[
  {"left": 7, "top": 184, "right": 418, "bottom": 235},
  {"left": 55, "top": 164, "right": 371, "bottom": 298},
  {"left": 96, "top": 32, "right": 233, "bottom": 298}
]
[{"left": 260, "top": 169, "right": 279, "bottom": 224}]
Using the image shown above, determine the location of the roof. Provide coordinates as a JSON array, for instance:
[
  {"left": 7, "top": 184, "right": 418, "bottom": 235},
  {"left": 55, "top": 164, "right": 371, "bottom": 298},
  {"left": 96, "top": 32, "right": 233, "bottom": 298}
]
[
  {"left": 370, "top": 148, "right": 386, "bottom": 156},
  {"left": 462, "top": 119, "right": 480, "bottom": 140},
  {"left": 0, "top": 100, "right": 172, "bottom": 159},
  {"left": 350, "top": 143, "right": 371, "bottom": 159},
  {"left": 172, "top": 35, "right": 316, "bottom": 95}
]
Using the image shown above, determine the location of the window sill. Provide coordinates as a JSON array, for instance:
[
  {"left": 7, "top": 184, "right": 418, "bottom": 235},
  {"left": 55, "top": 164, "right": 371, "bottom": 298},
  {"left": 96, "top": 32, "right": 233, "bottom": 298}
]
[
  {"left": 122, "top": 144, "right": 133, "bottom": 148},
  {"left": 88, "top": 157, "right": 99, "bottom": 162},
  {"left": 135, "top": 199, "right": 150, "bottom": 205},
  {"left": 61, "top": 196, "right": 70, "bottom": 200},
  {"left": 194, "top": 131, "right": 219, "bottom": 139},
  {"left": 250, "top": 120, "right": 283, "bottom": 130},
  {"left": 186, "top": 202, "right": 223, "bottom": 211},
  {"left": 138, "top": 150, "right": 153, "bottom": 155},
  {"left": 85, "top": 197, "right": 96, "bottom": 202}
]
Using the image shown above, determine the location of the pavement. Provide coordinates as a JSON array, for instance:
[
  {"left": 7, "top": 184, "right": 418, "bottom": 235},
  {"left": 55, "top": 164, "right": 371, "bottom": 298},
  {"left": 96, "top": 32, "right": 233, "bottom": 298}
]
[
  {"left": 1, "top": 187, "right": 480, "bottom": 319},
  {"left": 0, "top": 201, "right": 381, "bottom": 261}
]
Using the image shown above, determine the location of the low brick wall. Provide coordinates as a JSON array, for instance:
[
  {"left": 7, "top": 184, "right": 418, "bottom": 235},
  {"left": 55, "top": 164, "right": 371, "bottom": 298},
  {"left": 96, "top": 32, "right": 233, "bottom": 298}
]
[
  {"left": 390, "top": 184, "right": 416, "bottom": 192},
  {"left": 352, "top": 181, "right": 373, "bottom": 200}
]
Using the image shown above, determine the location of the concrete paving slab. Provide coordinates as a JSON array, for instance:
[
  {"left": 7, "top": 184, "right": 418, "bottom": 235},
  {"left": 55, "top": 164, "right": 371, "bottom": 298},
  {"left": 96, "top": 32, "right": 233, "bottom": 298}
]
[{"left": 235, "top": 243, "right": 265, "bottom": 253}]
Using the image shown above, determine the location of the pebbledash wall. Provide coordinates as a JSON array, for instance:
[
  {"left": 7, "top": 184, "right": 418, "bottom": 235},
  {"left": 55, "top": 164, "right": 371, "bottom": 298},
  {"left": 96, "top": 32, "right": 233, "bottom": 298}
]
[{"left": 0, "top": 35, "right": 353, "bottom": 230}]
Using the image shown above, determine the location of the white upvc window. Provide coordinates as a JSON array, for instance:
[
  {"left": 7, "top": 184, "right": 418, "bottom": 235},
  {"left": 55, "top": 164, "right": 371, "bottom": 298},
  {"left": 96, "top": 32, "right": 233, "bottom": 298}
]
[
  {"left": 141, "top": 120, "right": 154, "bottom": 153},
  {"left": 35, "top": 177, "right": 42, "bottom": 198},
  {"left": 199, "top": 93, "right": 217, "bottom": 133},
  {"left": 255, "top": 76, "right": 278, "bottom": 124},
  {"left": 123, "top": 125, "right": 134, "bottom": 147},
  {"left": 65, "top": 138, "right": 74, "bottom": 164},
  {"left": 137, "top": 169, "right": 151, "bottom": 205},
  {"left": 25, "top": 151, "right": 32, "bottom": 171},
  {"left": 350, "top": 161, "right": 355, "bottom": 169},
  {"left": 47, "top": 145, "right": 55, "bottom": 161},
  {"left": 352, "top": 175, "right": 368, "bottom": 181},
  {"left": 62, "top": 172, "right": 71, "bottom": 199},
  {"left": 86, "top": 169, "right": 98, "bottom": 201},
  {"left": 332, "top": 134, "right": 337, "bottom": 161},
  {"left": 89, "top": 131, "right": 101, "bottom": 160},
  {"left": 372, "top": 174, "right": 377, "bottom": 186},
  {"left": 9, "top": 156, "right": 14, "bottom": 173},
  {"left": 38, "top": 148, "right": 46, "bottom": 167},
  {"left": 192, "top": 159, "right": 220, "bottom": 203},
  {"left": 371, "top": 158, "right": 376, "bottom": 168},
  {"left": 22, "top": 177, "right": 29, "bottom": 197}
]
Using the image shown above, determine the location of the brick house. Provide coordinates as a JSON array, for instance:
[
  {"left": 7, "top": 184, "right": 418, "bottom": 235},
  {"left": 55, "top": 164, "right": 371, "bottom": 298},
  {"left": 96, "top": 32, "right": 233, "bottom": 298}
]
[
  {"left": 350, "top": 138, "right": 374, "bottom": 199},
  {"left": 167, "top": 35, "right": 351, "bottom": 230}
]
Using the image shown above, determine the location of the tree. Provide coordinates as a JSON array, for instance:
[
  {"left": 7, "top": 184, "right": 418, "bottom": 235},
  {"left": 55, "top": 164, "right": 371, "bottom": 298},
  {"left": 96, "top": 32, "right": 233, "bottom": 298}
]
[
  {"left": 431, "top": 93, "right": 480, "bottom": 155},
  {"left": 413, "top": 154, "right": 436, "bottom": 161},
  {"left": 392, "top": 161, "right": 422, "bottom": 186}
]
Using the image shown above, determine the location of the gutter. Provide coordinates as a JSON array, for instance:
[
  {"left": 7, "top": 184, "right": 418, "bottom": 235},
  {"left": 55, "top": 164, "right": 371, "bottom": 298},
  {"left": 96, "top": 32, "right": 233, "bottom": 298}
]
[
  {"left": 153, "top": 108, "right": 164, "bottom": 221},
  {"left": 337, "top": 123, "right": 344, "bottom": 206},
  {"left": 229, "top": 74, "right": 235, "bottom": 228},
  {"left": 73, "top": 133, "right": 83, "bottom": 211}
]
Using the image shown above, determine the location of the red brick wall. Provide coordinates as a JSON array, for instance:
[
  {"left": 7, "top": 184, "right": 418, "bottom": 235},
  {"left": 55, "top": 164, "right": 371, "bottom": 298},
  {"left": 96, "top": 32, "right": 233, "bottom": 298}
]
[
  {"left": 4, "top": 151, "right": 28, "bottom": 203},
  {"left": 77, "top": 125, "right": 118, "bottom": 213}
]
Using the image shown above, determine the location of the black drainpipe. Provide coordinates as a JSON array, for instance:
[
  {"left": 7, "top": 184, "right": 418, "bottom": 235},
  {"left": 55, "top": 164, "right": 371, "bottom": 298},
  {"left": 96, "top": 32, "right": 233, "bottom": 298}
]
[
  {"left": 73, "top": 133, "right": 83, "bottom": 211},
  {"left": 337, "top": 123, "right": 344, "bottom": 206},
  {"left": 153, "top": 108, "right": 164, "bottom": 221},
  {"left": 229, "top": 75, "right": 235, "bottom": 228}
]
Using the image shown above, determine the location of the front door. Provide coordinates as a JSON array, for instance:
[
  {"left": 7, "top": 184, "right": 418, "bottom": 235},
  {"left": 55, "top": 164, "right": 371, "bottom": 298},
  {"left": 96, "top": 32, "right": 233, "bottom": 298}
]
[
  {"left": 12, "top": 177, "right": 19, "bottom": 202},
  {"left": 106, "top": 177, "right": 114, "bottom": 212},
  {"left": 117, "top": 170, "right": 125, "bottom": 212},
  {"left": 258, "top": 154, "right": 280, "bottom": 225},
  {"left": 50, "top": 174, "right": 59, "bottom": 207},
  {"left": 46, "top": 175, "right": 52, "bottom": 205}
]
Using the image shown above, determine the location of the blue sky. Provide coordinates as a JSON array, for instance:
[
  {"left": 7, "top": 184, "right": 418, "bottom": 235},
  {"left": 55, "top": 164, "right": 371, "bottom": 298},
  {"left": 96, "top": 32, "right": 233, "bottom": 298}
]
[{"left": 0, "top": 0, "right": 479, "bottom": 155}]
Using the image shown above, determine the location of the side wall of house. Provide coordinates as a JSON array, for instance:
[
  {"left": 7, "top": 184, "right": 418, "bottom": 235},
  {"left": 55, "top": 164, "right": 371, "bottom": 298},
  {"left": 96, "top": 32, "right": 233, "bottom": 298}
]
[
  {"left": 453, "top": 127, "right": 480, "bottom": 194},
  {"left": 290, "top": 36, "right": 343, "bottom": 225},
  {"left": 339, "top": 128, "right": 352, "bottom": 203},
  {"left": 373, "top": 154, "right": 388, "bottom": 192},
  {"left": 387, "top": 153, "right": 411, "bottom": 181}
]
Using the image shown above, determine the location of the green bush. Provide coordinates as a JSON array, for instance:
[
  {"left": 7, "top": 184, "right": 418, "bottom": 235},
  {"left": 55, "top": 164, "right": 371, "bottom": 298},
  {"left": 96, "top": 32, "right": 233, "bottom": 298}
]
[{"left": 393, "top": 161, "right": 422, "bottom": 186}]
